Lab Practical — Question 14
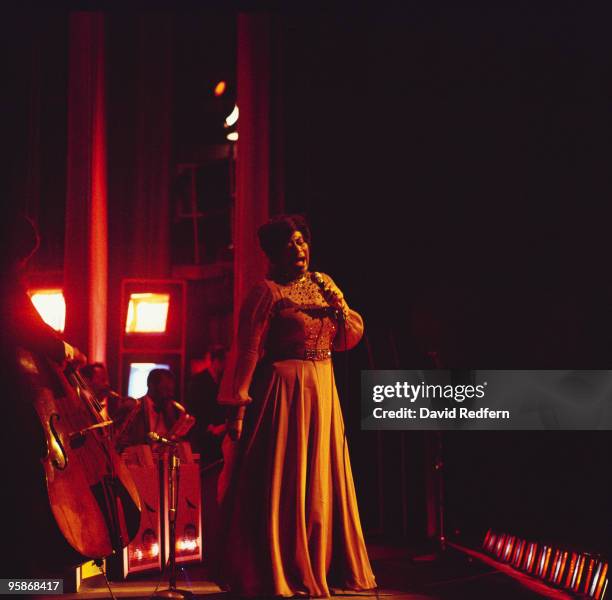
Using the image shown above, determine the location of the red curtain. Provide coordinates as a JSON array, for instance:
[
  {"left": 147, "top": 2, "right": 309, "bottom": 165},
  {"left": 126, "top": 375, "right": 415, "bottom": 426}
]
[
  {"left": 129, "top": 15, "right": 173, "bottom": 279},
  {"left": 64, "top": 13, "right": 107, "bottom": 362},
  {"left": 233, "top": 13, "right": 284, "bottom": 330}
]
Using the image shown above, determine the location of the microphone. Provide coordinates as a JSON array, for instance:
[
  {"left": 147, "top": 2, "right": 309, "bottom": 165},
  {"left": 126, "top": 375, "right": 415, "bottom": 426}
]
[
  {"left": 310, "top": 271, "right": 326, "bottom": 291},
  {"left": 148, "top": 431, "right": 177, "bottom": 445},
  {"left": 311, "top": 271, "right": 344, "bottom": 320}
]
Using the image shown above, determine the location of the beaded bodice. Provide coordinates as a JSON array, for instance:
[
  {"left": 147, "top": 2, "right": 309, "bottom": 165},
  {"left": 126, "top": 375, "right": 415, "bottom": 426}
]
[
  {"left": 265, "top": 274, "right": 338, "bottom": 360},
  {"left": 217, "top": 273, "right": 364, "bottom": 404}
]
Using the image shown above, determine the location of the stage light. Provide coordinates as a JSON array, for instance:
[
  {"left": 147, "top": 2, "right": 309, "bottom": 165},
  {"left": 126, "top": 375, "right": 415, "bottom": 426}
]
[
  {"left": 29, "top": 289, "right": 66, "bottom": 332},
  {"left": 177, "top": 523, "right": 199, "bottom": 555},
  {"left": 513, "top": 539, "right": 526, "bottom": 567},
  {"left": 177, "top": 538, "right": 198, "bottom": 552},
  {"left": 214, "top": 80, "right": 227, "bottom": 96},
  {"left": 565, "top": 553, "right": 579, "bottom": 589},
  {"left": 523, "top": 542, "right": 538, "bottom": 573},
  {"left": 495, "top": 533, "right": 506, "bottom": 558},
  {"left": 225, "top": 104, "right": 239, "bottom": 127},
  {"left": 503, "top": 536, "right": 516, "bottom": 562},
  {"left": 574, "top": 555, "right": 587, "bottom": 592},
  {"left": 481, "top": 530, "right": 607, "bottom": 597},
  {"left": 125, "top": 293, "right": 170, "bottom": 333},
  {"left": 536, "top": 546, "right": 552, "bottom": 578},
  {"left": 592, "top": 562, "right": 608, "bottom": 600},
  {"left": 226, "top": 131, "right": 239, "bottom": 141},
  {"left": 584, "top": 558, "right": 598, "bottom": 596},
  {"left": 549, "top": 549, "right": 567, "bottom": 584},
  {"left": 483, "top": 529, "right": 492, "bottom": 548},
  {"left": 485, "top": 532, "right": 497, "bottom": 553}
]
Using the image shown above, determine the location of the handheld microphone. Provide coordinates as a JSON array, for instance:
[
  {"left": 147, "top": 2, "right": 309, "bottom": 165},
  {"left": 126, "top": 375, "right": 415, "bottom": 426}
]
[
  {"left": 311, "top": 271, "right": 344, "bottom": 320},
  {"left": 148, "top": 431, "right": 177, "bottom": 445},
  {"left": 310, "top": 271, "right": 326, "bottom": 291}
]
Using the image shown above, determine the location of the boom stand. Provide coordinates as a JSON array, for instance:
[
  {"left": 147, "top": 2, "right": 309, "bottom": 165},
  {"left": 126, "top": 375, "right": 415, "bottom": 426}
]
[{"left": 151, "top": 442, "right": 193, "bottom": 599}]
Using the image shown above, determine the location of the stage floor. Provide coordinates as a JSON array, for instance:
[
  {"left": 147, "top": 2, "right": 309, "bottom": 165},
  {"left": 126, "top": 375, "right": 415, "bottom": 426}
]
[{"left": 32, "top": 544, "right": 569, "bottom": 599}]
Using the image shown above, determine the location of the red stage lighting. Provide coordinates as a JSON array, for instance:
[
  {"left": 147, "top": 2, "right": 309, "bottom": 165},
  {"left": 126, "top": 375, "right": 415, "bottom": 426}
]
[
  {"left": 503, "top": 536, "right": 516, "bottom": 562},
  {"left": 584, "top": 558, "right": 597, "bottom": 596},
  {"left": 495, "top": 533, "right": 506, "bottom": 557},
  {"left": 523, "top": 542, "right": 538, "bottom": 573},
  {"left": 536, "top": 546, "right": 552, "bottom": 578},
  {"left": 553, "top": 550, "right": 568, "bottom": 585},
  {"left": 565, "top": 552, "right": 579, "bottom": 589},
  {"left": 480, "top": 530, "right": 607, "bottom": 597},
  {"left": 29, "top": 289, "right": 66, "bottom": 332},
  {"left": 574, "top": 555, "right": 587, "bottom": 592},
  {"left": 548, "top": 549, "right": 566, "bottom": 584},
  {"left": 483, "top": 529, "right": 493, "bottom": 549},
  {"left": 592, "top": 561, "right": 608, "bottom": 600},
  {"left": 513, "top": 539, "right": 526, "bottom": 568}
]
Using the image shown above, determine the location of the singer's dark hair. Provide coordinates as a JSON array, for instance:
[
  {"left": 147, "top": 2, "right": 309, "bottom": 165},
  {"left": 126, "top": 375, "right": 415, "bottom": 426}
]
[
  {"left": 147, "top": 368, "right": 175, "bottom": 388},
  {"left": 257, "top": 214, "right": 311, "bottom": 262}
]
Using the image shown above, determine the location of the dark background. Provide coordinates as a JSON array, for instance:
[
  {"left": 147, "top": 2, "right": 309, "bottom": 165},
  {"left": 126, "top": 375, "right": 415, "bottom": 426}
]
[{"left": 2, "top": 4, "right": 611, "bottom": 556}]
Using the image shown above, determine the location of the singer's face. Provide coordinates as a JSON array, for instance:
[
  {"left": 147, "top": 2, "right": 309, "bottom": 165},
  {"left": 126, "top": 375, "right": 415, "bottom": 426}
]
[{"left": 278, "top": 230, "right": 310, "bottom": 276}]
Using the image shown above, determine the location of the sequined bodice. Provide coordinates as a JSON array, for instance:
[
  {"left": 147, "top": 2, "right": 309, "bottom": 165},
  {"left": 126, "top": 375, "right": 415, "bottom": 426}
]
[{"left": 265, "top": 274, "right": 338, "bottom": 360}]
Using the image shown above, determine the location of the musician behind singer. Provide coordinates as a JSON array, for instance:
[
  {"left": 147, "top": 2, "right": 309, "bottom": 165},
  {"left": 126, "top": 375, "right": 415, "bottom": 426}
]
[
  {"left": 113, "top": 368, "right": 193, "bottom": 452},
  {"left": 79, "top": 362, "right": 123, "bottom": 421}
]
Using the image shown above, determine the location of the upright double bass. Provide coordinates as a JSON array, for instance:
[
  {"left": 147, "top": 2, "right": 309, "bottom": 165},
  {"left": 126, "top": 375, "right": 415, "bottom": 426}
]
[{"left": 18, "top": 348, "right": 141, "bottom": 560}]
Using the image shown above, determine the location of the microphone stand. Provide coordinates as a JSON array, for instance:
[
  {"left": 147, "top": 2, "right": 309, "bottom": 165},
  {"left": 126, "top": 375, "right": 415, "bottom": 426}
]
[{"left": 151, "top": 436, "right": 193, "bottom": 599}]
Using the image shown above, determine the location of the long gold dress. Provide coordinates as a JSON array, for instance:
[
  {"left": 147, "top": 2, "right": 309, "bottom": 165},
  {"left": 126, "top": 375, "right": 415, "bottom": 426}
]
[{"left": 215, "top": 273, "right": 376, "bottom": 598}]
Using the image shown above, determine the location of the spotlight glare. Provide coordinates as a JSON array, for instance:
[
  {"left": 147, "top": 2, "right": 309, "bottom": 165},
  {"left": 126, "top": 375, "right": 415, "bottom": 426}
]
[
  {"left": 225, "top": 104, "right": 239, "bottom": 127},
  {"left": 226, "top": 131, "right": 239, "bottom": 142},
  {"left": 125, "top": 293, "right": 170, "bottom": 333},
  {"left": 29, "top": 289, "right": 66, "bottom": 332}
]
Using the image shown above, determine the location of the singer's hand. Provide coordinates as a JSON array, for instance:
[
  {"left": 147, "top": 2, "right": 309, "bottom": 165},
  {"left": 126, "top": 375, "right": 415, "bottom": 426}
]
[
  {"left": 321, "top": 282, "right": 350, "bottom": 319},
  {"left": 321, "top": 281, "right": 344, "bottom": 309}
]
